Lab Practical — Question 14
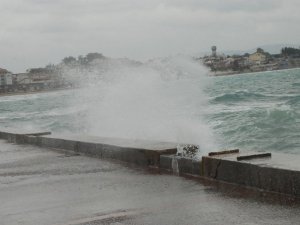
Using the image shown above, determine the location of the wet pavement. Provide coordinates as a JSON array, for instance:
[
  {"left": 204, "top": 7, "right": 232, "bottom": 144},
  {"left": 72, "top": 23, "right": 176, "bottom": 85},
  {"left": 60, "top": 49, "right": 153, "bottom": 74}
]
[{"left": 0, "top": 140, "right": 300, "bottom": 225}]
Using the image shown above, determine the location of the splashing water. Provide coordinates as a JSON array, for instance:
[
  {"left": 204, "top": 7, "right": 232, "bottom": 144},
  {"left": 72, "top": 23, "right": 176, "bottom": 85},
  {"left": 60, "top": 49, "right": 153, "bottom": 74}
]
[{"left": 64, "top": 56, "right": 217, "bottom": 155}]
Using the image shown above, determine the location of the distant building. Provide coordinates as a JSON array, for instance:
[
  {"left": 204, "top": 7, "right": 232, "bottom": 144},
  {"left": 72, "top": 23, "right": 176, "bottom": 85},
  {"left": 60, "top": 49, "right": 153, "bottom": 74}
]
[
  {"left": 27, "top": 68, "right": 52, "bottom": 82},
  {"left": 0, "top": 68, "right": 13, "bottom": 91},
  {"left": 0, "top": 68, "right": 8, "bottom": 74},
  {"left": 211, "top": 46, "right": 217, "bottom": 57},
  {"left": 14, "top": 73, "right": 31, "bottom": 84},
  {"left": 249, "top": 49, "right": 267, "bottom": 65}
]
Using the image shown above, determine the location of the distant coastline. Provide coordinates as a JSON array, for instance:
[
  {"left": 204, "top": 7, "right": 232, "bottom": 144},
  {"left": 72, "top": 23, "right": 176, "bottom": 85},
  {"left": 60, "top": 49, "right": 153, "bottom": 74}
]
[
  {"left": 1, "top": 48, "right": 300, "bottom": 97},
  {"left": 0, "top": 87, "right": 73, "bottom": 98},
  {"left": 1, "top": 68, "right": 299, "bottom": 98},
  {"left": 210, "top": 67, "right": 300, "bottom": 77},
  {"left": 200, "top": 46, "right": 300, "bottom": 76}
]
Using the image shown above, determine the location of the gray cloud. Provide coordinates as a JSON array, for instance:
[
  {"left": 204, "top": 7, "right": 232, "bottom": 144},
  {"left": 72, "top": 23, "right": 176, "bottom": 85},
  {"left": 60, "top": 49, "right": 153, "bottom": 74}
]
[{"left": 0, "top": 0, "right": 299, "bottom": 72}]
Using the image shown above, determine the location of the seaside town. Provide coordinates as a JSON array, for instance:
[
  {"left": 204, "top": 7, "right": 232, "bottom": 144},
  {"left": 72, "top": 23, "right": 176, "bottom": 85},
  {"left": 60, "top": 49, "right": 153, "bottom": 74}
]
[
  {"left": 1, "top": 46, "right": 300, "bottom": 94},
  {"left": 0, "top": 53, "right": 106, "bottom": 94},
  {"left": 0, "top": 65, "right": 65, "bottom": 94},
  {"left": 200, "top": 46, "right": 300, "bottom": 75}
]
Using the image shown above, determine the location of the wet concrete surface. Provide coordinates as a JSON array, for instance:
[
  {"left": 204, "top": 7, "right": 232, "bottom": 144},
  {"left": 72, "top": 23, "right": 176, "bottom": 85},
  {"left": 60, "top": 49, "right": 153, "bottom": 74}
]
[
  {"left": 46, "top": 134, "right": 179, "bottom": 151},
  {"left": 1, "top": 140, "right": 300, "bottom": 225},
  {"left": 211, "top": 151, "right": 300, "bottom": 171}
]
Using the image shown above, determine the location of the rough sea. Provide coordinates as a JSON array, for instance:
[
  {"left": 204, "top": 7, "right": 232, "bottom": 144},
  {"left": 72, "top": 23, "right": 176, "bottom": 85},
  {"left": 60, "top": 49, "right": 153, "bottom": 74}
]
[
  {"left": 208, "top": 68, "right": 300, "bottom": 154},
  {"left": 1, "top": 67, "right": 299, "bottom": 154}
]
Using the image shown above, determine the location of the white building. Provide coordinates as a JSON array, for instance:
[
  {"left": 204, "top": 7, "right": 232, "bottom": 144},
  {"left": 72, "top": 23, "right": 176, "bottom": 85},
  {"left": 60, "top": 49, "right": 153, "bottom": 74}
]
[
  {"left": 0, "top": 68, "right": 13, "bottom": 86},
  {"left": 249, "top": 52, "right": 267, "bottom": 65},
  {"left": 14, "top": 73, "right": 31, "bottom": 84}
]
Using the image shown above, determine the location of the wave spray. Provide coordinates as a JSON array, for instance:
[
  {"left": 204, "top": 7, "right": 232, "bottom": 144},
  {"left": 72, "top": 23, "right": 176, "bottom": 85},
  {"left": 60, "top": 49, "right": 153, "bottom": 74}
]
[{"left": 69, "top": 56, "right": 217, "bottom": 155}]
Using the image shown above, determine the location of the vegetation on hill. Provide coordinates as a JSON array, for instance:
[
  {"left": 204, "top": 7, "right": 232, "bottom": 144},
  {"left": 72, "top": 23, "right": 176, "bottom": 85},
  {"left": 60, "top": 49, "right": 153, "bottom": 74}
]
[
  {"left": 281, "top": 47, "right": 300, "bottom": 56},
  {"left": 62, "top": 53, "right": 105, "bottom": 66}
]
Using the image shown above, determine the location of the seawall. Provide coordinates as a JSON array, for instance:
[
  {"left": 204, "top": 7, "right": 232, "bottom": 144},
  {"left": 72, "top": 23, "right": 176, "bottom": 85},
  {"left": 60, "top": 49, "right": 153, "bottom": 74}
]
[{"left": 0, "top": 130, "right": 299, "bottom": 200}]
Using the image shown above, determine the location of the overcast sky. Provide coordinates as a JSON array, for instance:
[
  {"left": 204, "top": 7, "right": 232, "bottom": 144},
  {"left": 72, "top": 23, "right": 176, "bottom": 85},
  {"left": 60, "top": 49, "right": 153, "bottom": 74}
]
[{"left": 1, "top": 0, "right": 300, "bottom": 72}]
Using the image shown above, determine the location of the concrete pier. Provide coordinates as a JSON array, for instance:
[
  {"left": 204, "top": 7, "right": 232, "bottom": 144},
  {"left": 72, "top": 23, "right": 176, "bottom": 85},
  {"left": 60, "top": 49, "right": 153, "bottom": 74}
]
[
  {"left": 1, "top": 139, "right": 299, "bottom": 225},
  {"left": 0, "top": 130, "right": 300, "bottom": 200},
  {"left": 0, "top": 131, "right": 177, "bottom": 167},
  {"left": 202, "top": 151, "right": 300, "bottom": 198}
]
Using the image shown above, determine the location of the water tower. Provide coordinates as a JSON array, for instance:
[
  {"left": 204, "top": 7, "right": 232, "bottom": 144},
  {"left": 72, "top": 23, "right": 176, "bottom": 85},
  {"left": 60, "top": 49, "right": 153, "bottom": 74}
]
[{"left": 211, "top": 46, "right": 217, "bottom": 57}]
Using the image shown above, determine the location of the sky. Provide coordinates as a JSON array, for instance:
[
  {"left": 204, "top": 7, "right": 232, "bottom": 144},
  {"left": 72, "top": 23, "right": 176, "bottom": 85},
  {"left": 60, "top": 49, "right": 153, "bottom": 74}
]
[{"left": 1, "top": 0, "right": 300, "bottom": 72}]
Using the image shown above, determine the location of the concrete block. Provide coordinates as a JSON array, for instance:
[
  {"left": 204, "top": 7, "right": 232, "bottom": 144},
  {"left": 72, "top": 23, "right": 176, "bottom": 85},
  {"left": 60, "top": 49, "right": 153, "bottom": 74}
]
[
  {"left": 77, "top": 142, "right": 101, "bottom": 156},
  {"left": 7, "top": 133, "right": 25, "bottom": 144},
  {"left": 0, "top": 131, "right": 178, "bottom": 168},
  {"left": 160, "top": 155, "right": 202, "bottom": 176},
  {"left": 208, "top": 149, "right": 239, "bottom": 156},
  {"left": 69, "top": 137, "right": 177, "bottom": 167},
  {"left": 175, "top": 156, "right": 201, "bottom": 176},
  {"left": 32, "top": 136, "right": 78, "bottom": 151},
  {"left": 61, "top": 139, "right": 78, "bottom": 151},
  {"left": 76, "top": 140, "right": 174, "bottom": 167},
  {"left": 237, "top": 152, "right": 271, "bottom": 161},
  {"left": 97, "top": 144, "right": 149, "bottom": 166},
  {"left": 0, "top": 130, "right": 51, "bottom": 144},
  {"left": 0, "top": 131, "right": 7, "bottom": 139},
  {"left": 25, "top": 135, "right": 176, "bottom": 167},
  {"left": 25, "top": 132, "right": 51, "bottom": 136},
  {"left": 38, "top": 136, "right": 64, "bottom": 149},
  {"left": 25, "top": 135, "right": 38, "bottom": 145},
  {"left": 202, "top": 154, "right": 300, "bottom": 198},
  {"left": 160, "top": 155, "right": 173, "bottom": 172}
]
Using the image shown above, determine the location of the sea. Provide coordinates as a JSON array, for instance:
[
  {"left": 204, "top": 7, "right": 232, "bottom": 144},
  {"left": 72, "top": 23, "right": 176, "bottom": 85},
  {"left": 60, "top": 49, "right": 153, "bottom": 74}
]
[
  {"left": 208, "top": 68, "right": 300, "bottom": 154},
  {"left": 0, "top": 64, "right": 299, "bottom": 155}
]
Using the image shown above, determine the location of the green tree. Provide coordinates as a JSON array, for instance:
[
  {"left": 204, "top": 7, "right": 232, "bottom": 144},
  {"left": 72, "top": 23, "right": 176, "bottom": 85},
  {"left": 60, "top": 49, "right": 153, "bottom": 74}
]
[
  {"left": 78, "top": 55, "right": 87, "bottom": 65},
  {"left": 85, "top": 52, "right": 104, "bottom": 63},
  {"left": 62, "top": 56, "right": 77, "bottom": 65},
  {"left": 257, "top": 48, "right": 264, "bottom": 53},
  {"left": 281, "top": 47, "right": 300, "bottom": 56}
]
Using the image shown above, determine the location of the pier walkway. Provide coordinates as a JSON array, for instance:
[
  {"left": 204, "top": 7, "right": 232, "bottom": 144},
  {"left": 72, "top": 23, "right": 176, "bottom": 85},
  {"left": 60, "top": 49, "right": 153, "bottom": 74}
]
[{"left": 1, "top": 139, "right": 300, "bottom": 225}]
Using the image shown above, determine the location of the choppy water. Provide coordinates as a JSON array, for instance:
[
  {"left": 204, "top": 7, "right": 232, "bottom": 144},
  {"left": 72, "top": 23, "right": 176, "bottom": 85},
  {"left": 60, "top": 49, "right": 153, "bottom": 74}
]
[
  {"left": 207, "top": 69, "right": 300, "bottom": 154},
  {"left": 0, "top": 67, "right": 299, "bottom": 154}
]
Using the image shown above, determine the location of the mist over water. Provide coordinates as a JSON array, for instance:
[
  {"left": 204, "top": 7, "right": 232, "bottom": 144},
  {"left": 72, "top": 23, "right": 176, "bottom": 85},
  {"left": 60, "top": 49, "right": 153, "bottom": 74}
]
[{"left": 69, "top": 56, "right": 217, "bottom": 154}]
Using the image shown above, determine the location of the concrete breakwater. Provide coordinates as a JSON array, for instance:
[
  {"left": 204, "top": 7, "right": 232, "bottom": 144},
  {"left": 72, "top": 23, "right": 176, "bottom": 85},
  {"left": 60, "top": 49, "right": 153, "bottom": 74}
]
[
  {"left": 0, "top": 130, "right": 178, "bottom": 167},
  {"left": 0, "top": 130, "right": 299, "bottom": 199}
]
